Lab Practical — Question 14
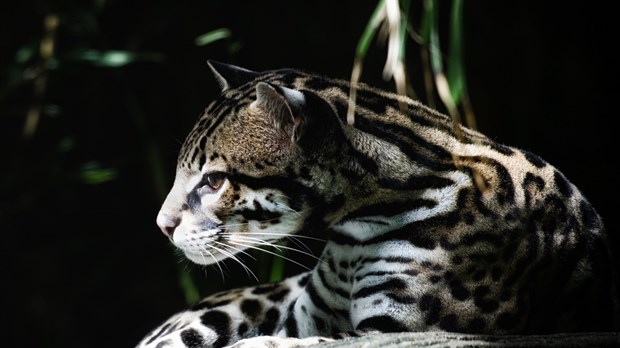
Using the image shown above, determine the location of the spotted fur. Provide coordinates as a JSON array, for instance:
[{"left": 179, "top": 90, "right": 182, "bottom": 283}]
[{"left": 138, "top": 61, "right": 618, "bottom": 348}]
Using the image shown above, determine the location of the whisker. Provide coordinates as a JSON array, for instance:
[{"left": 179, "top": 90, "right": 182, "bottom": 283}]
[
  {"left": 210, "top": 242, "right": 259, "bottom": 282},
  {"left": 220, "top": 222, "right": 251, "bottom": 228},
  {"left": 173, "top": 249, "right": 196, "bottom": 273},
  {"left": 231, "top": 237, "right": 324, "bottom": 264},
  {"left": 228, "top": 241, "right": 314, "bottom": 271},
  {"left": 213, "top": 240, "right": 257, "bottom": 261},
  {"left": 273, "top": 202, "right": 304, "bottom": 218},
  {"left": 199, "top": 246, "right": 226, "bottom": 283},
  {"left": 229, "top": 235, "right": 285, "bottom": 252},
  {"left": 220, "top": 232, "right": 326, "bottom": 243},
  {"left": 285, "top": 236, "right": 314, "bottom": 254},
  {"left": 220, "top": 231, "right": 324, "bottom": 255}
]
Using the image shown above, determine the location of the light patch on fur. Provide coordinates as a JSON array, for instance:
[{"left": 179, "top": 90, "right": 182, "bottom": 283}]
[
  {"left": 280, "top": 86, "right": 305, "bottom": 109},
  {"left": 185, "top": 173, "right": 203, "bottom": 193},
  {"left": 333, "top": 171, "right": 471, "bottom": 242}
]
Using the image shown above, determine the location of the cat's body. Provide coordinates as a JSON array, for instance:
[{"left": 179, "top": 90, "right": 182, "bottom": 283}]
[{"left": 138, "top": 61, "right": 618, "bottom": 348}]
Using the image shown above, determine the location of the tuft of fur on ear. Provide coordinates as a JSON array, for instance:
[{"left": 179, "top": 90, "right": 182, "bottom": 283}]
[{"left": 207, "top": 60, "right": 260, "bottom": 91}]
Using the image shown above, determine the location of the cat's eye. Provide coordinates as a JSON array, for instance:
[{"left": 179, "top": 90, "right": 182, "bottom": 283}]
[{"left": 199, "top": 172, "right": 227, "bottom": 194}]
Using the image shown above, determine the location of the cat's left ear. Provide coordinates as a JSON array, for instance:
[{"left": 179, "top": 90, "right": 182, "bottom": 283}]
[
  {"left": 207, "top": 60, "right": 260, "bottom": 92},
  {"left": 252, "top": 82, "right": 344, "bottom": 151}
]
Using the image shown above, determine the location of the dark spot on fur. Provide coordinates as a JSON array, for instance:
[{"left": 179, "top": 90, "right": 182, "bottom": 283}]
[
  {"left": 473, "top": 285, "right": 489, "bottom": 298},
  {"left": 285, "top": 301, "right": 298, "bottom": 338},
  {"left": 313, "top": 315, "right": 327, "bottom": 331},
  {"left": 180, "top": 328, "right": 204, "bottom": 348},
  {"left": 252, "top": 283, "right": 279, "bottom": 295},
  {"left": 299, "top": 166, "right": 312, "bottom": 180},
  {"left": 472, "top": 270, "right": 486, "bottom": 281},
  {"left": 451, "top": 256, "right": 463, "bottom": 265},
  {"left": 553, "top": 170, "right": 572, "bottom": 198},
  {"left": 200, "top": 310, "right": 231, "bottom": 348},
  {"left": 491, "top": 266, "right": 502, "bottom": 281},
  {"left": 357, "top": 315, "right": 409, "bottom": 332},
  {"left": 238, "top": 200, "right": 283, "bottom": 222},
  {"left": 522, "top": 172, "right": 545, "bottom": 207},
  {"left": 410, "top": 234, "right": 437, "bottom": 249},
  {"left": 240, "top": 299, "right": 262, "bottom": 321},
  {"left": 473, "top": 286, "right": 499, "bottom": 313},
  {"left": 463, "top": 213, "right": 475, "bottom": 225},
  {"left": 298, "top": 274, "right": 310, "bottom": 287},
  {"left": 439, "top": 314, "right": 459, "bottom": 332},
  {"left": 499, "top": 290, "right": 511, "bottom": 302},
  {"left": 190, "top": 298, "right": 232, "bottom": 311},
  {"left": 443, "top": 271, "right": 454, "bottom": 280},
  {"left": 420, "top": 294, "right": 442, "bottom": 325},
  {"left": 237, "top": 322, "right": 249, "bottom": 337},
  {"left": 386, "top": 292, "right": 417, "bottom": 304},
  {"left": 258, "top": 308, "right": 280, "bottom": 335},
  {"left": 468, "top": 317, "right": 486, "bottom": 333},
  {"left": 522, "top": 150, "right": 546, "bottom": 168},
  {"left": 490, "top": 142, "right": 515, "bottom": 156},
  {"left": 502, "top": 242, "right": 518, "bottom": 262},
  {"left": 449, "top": 279, "right": 470, "bottom": 300},
  {"left": 268, "top": 288, "right": 290, "bottom": 303}
]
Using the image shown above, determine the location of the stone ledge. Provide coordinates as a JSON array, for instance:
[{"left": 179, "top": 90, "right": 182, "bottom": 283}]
[{"left": 312, "top": 331, "right": 620, "bottom": 347}]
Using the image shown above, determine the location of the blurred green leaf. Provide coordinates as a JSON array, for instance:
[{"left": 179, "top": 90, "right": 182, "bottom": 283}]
[
  {"left": 94, "top": 0, "right": 106, "bottom": 11},
  {"left": 228, "top": 41, "right": 243, "bottom": 55},
  {"left": 447, "top": 0, "right": 465, "bottom": 104},
  {"left": 15, "top": 43, "right": 37, "bottom": 64},
  {"left": 44, "top": 104, "right": 61, "bottom": 117},
  {"left": 423, "top": 0, "right": 442, "bottom": 74},
  {"left": 420, "top": 0, "right": 432, "bottom": 42},
  {"left": 356, "top": 0, "right": 385, "bottom": 57},
  {"left": 79, "top": 161, "right": 118, "bottom": 184},
  {"left": 195, "top": 28, "right": 231, "bottom": 46},
  {"left": 269, "top": 254, "right": 284, "bottom": 282},
  {"left": 57, "top": 137, "right": 75, "bottom": 153},
  {"left": 180, "top": 269, "right": 200, "bottom": 304},
  {"left": 62, "top": 49, "right": 163, "bottom": 67}
]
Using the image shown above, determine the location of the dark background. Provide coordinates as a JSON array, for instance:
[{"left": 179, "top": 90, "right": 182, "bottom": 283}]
[{"left": 1, "top": 1, "right": 617, "bottom": 347}]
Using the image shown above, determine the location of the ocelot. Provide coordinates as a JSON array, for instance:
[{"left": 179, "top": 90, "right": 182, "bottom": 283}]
[{"left": 137, "top": 61, "right": 618, "bottom": 348}]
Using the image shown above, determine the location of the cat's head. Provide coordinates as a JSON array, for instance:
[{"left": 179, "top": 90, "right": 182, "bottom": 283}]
[{"left": 156, "top": 61, "right": 346, "bottom": 265}]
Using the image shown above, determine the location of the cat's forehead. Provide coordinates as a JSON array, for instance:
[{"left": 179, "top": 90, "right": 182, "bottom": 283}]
[{"left": 177, "top": 100, "right": 295, "bottom": 175}]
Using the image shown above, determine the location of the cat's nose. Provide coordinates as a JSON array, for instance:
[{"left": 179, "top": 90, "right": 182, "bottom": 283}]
[{"left": 156, "top": 213, "right": 180, "bottom": 238}]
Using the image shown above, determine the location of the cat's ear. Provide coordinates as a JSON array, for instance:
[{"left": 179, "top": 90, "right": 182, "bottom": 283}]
[
  {"left": 252, "top": 82, "right": 343, "bottom": 151},
  {"left": 207, "top": 60, "right": 259, "bottom": 91}
]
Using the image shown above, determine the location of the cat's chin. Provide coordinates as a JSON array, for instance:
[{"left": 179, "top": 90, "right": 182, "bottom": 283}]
[{"left": 182, "top": 249, "right": 237, "bottom": 266}]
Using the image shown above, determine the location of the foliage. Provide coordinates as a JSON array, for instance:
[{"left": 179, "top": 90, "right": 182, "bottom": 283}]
[
  {"left": 0, "top": 0, "right": 471, "bottom": 305},
  {"left": 351, "top": 0, "right": 474, "bottom": 128}
]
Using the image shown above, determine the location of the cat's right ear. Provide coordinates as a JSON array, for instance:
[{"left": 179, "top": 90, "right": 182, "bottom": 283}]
[
  {"left": 252, "top": 82, "right": 345, "bottom": 152},
  {"left": 207, "top": 60, "right": 260, "bottom": 92}
]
